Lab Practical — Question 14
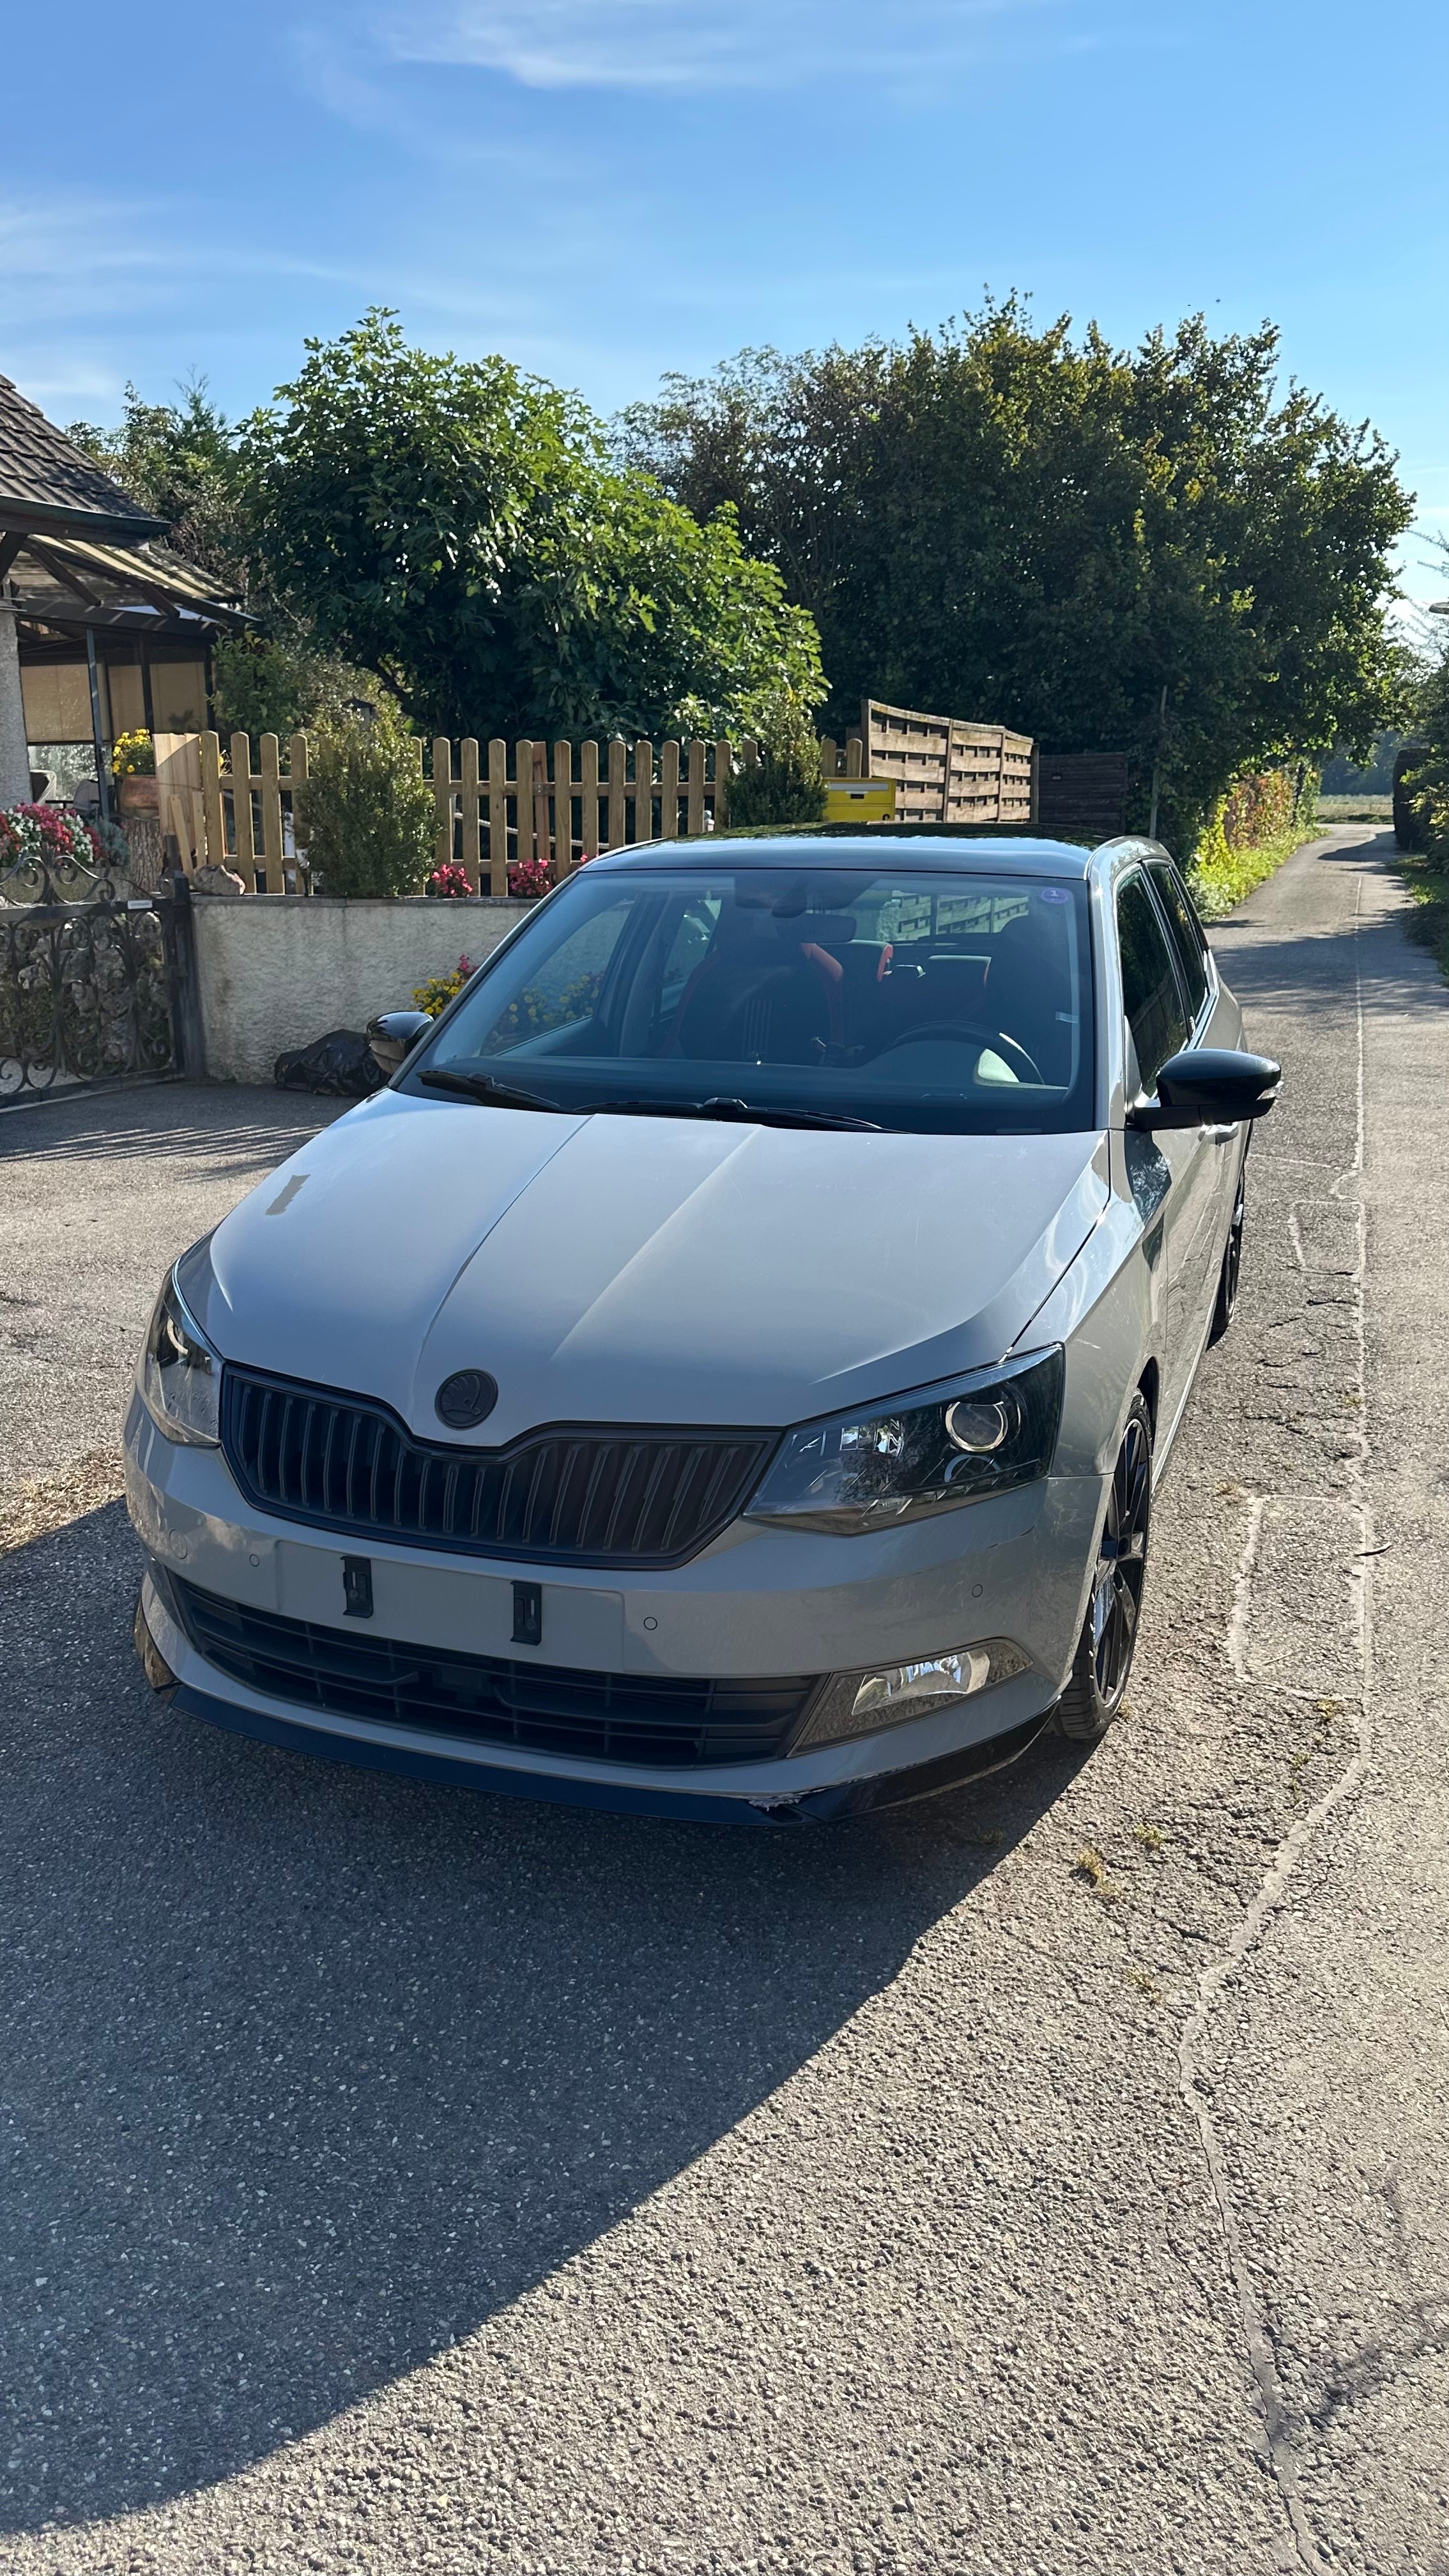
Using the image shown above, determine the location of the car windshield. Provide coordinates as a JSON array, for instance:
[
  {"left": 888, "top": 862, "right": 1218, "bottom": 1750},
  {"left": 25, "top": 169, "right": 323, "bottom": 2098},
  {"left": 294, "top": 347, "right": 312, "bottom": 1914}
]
[{"left": 405, "top": 864, "right": 1096, "bottom": 1135}]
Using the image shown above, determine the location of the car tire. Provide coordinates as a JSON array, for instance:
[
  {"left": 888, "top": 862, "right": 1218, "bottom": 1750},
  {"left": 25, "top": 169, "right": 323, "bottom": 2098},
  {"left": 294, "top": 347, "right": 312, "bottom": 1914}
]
[
  {"left": 1053, "top": 1391, "right": 1153, "bottom": 1744},
  {"left": 1208, "top": 1151, "right": 1248, "bottom": 1345}
]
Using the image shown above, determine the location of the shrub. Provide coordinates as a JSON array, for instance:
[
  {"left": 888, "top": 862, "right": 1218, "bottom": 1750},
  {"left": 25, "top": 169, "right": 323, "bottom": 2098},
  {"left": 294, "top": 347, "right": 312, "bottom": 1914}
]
[
  {"left": 1402, "top": 753, "right": 1449, "bottom": 864},
  {"left": 507, "top": 855, "right": 554, "bottom": 898},
  {"left": 725, "top": 690, "right": 826, "bottom": 829},
  {"left": 297, "top": 702, "right": 436, "bottom": 896},
  {"left": 111, "top": 728, "right": 155, "bottom": 778},
  {"left": 413, "top": 955, "right": 475, "bottom": 1016}
]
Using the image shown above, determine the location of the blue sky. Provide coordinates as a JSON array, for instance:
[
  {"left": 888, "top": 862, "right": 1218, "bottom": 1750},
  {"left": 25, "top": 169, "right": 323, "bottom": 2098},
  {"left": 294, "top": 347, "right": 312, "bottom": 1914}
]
[{"left": 4, "top": 0, "right": 1446, "bottom": 610}]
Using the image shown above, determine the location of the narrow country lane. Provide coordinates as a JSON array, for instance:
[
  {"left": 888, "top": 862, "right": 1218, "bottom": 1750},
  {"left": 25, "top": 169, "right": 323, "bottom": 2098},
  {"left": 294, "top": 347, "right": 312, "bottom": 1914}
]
[{"left": 0, "top": 827, "right": 1443, "bottom": 2576}]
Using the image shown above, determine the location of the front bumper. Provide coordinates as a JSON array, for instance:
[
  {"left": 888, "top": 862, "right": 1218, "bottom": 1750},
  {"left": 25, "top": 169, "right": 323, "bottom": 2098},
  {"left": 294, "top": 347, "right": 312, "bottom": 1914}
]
[{"left": 125, "top": 1394, "right": 1108, "bottom": 1820}]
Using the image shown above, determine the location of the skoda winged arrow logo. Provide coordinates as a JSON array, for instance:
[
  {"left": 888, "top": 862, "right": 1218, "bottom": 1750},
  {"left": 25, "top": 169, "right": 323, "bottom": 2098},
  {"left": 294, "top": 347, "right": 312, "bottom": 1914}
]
[{"left": 434, "top": 1369, "right": 499, "bottom": 1430}]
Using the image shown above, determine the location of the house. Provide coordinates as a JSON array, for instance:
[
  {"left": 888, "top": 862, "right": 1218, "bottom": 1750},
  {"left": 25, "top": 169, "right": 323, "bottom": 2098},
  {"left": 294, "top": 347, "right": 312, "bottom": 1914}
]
[{"left": 0, "top": 374, "right": 244, "bottom": 816}]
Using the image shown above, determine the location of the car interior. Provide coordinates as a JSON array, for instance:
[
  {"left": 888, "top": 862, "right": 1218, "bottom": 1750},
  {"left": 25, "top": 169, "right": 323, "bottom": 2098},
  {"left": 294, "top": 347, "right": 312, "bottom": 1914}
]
[{"left": 475, "top": 875, "right": 1085, "bottom": 1094}]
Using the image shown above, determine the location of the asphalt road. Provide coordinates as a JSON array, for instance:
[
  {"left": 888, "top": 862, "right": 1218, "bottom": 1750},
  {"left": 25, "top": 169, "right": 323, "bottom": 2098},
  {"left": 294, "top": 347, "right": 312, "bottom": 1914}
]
[{"left": 1, "top": 829, "right": 1444, "bottom": 2576}]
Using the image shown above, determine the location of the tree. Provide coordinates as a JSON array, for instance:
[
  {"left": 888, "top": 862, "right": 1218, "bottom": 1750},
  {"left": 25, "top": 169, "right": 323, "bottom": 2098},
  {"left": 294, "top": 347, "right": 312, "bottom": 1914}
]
[
  {"left": 68, "top": 379, "right": 250, "bottom": 590},
  {"left": 617, "top": 303, "right": 1413, "bottom": 842},
  {"left": 239, "top": 312, "right": 825, "bottom": 744}
]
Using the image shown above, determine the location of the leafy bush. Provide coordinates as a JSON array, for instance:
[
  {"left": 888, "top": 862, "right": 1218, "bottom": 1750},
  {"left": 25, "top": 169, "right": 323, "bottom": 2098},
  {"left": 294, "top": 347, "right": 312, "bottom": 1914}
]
[
  {"left": 297, "top": 702, "right": 436, "bottom": 897},
  {"left": 111, "top": 729, "right": 155, "bottom": 777},
  {"left": 1402, "top": 754, "right": 1449, "bottom": 864},
  {"left": 507, "top": 855, "right": 554, "bottom": 898},
  {"left": 413, "top": 955, "right": 475, "bottom": 1016},
  {"left": 427, "top": 862, "right": 473, "bottom": 898},
  {"left": 725, "top": 691, "right": 826, "bottom": 829},
  {"left": 1184, "top": 765, "right": 1317, "bottom": 918}
]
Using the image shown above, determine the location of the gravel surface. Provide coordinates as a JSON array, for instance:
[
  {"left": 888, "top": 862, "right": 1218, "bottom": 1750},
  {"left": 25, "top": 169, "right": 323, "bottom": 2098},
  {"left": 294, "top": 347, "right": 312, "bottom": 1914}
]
[{"left": 0, "top": 834, "right": 1443, "bottom": 2575}]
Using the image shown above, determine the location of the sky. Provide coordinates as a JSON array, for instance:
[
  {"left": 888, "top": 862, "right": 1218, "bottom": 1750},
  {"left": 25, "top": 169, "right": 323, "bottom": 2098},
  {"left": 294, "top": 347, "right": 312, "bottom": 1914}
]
[{"left": 3, "top": 0, "right": 1447, "bottom": 613}]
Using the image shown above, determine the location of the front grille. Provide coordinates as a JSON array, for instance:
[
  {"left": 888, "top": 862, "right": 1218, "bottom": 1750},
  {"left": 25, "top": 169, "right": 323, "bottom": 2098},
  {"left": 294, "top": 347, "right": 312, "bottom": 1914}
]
[
  {"left": 172, "top": 1579, "right": 818, "bottom": 1768},
  {"left": 220, "top": 1367, "right": 774, "bottom": 1569}
]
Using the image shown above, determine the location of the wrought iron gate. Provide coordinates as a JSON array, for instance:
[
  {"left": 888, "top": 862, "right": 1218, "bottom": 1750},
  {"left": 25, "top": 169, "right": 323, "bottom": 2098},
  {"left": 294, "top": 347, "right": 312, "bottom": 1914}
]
[{"left": 0, "top": 844, "right": 177, "bottom": 1098}]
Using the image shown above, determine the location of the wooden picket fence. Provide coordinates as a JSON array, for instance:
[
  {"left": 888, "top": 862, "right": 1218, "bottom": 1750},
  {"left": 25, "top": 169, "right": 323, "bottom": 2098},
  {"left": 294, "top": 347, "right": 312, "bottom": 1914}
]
[
  {"left": 158, "top": 730, "right": 739, "bottom": 896},
  {"left": 152, "top": 699, "right": 1038, "bottom": 894}
]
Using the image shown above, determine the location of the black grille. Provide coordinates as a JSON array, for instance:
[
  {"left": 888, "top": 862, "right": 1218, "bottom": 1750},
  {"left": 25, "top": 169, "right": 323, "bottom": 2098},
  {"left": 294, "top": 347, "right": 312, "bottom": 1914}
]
[
  {"left": 172, "top": 1579, "right": 818, "bottom": 1768},
  {"left": 220, "top": 1367, "right": 774, "bottom": 1569}
]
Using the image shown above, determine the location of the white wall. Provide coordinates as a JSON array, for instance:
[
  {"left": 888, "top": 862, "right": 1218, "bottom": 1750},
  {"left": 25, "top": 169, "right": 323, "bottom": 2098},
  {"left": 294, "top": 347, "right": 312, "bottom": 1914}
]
[{"left": 190, "top": 894, "right": 534, "bottom": 1083}]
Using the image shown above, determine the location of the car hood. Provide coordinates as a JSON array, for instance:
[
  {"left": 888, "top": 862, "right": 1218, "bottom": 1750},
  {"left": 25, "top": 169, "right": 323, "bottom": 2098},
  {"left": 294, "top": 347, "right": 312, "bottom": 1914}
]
[{"left": 201, "top": 1091, "right": 1110, "bottom": 1440}]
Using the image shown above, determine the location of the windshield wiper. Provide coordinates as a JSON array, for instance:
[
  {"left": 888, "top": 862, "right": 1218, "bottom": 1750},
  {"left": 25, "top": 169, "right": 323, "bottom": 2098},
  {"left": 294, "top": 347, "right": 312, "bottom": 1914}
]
[
  {"left": 419, "top": 1070, "right": 880, "bottom": 1130},
  {"left": 578, "top": 1095, "right": 882, "bottom": 1133},
  {"left": 417, "top": 1068, "right": 562, "bottom": 1112}
]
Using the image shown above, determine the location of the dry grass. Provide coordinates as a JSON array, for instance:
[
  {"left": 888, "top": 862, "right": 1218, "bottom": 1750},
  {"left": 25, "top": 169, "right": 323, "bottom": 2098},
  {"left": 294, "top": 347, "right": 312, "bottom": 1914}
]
[
  {"left": 0, "top": 1448, "right": 126, "bottom": 1554},
  {"left": 1073, "top": 1845, "right": 1123, "bottom": 1899}
]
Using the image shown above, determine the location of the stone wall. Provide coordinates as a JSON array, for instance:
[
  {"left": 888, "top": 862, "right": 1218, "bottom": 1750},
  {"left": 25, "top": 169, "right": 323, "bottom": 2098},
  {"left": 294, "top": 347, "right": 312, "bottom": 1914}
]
[{"left": 189, "top": 894, "right": 534, "bottom": 1083}]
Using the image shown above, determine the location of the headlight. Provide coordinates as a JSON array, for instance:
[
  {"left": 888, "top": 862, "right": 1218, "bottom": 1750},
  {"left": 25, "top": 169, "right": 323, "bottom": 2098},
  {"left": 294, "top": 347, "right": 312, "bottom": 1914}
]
[
  {"left": 795, "top": 1637, "right": 1031, "bottom": 1750},
  {"left": 744, "top": 1347, "right": 1064, "bottom": 1536},
  {"left": 138, "top": 1269, "right": 220, "bottom": 1446}
]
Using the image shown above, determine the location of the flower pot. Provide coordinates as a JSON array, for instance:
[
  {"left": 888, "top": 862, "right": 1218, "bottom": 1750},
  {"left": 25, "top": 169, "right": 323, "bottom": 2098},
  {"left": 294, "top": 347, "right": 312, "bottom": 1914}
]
[{"left": 118, "top": 774, "right": 159, "bottom": 816}]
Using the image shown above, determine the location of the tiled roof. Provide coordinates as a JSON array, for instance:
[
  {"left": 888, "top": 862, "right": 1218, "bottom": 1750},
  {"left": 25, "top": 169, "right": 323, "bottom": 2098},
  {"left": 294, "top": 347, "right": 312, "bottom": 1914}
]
[{"left": 0, "top": 374, "right": 165, "bottom": 536}]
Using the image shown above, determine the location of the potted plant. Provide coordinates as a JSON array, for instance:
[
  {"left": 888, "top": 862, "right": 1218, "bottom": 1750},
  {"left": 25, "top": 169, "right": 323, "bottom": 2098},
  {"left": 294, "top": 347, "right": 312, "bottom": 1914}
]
[{"left": 112, "top": 730, "right": 159, "bottom": 816}]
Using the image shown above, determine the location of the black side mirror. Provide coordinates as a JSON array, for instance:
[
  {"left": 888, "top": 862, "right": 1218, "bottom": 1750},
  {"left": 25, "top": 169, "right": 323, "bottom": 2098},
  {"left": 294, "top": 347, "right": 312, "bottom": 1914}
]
[
  {"left": 366, "top": 1009, "right": 433, "bottom": 1078},
  {"left": 1127, "top": 1046, "right": 1281, "bottom": 1131}
]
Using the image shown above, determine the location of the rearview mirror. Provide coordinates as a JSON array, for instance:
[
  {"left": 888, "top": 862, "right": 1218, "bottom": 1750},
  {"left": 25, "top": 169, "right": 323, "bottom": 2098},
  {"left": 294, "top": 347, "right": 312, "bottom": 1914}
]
[
  {"left": 1127, "top": 1046, "right": 1281, "bottom": 1131},
  {"left": 366, "top": 1009, "right": 433, "bottom": 1078}
]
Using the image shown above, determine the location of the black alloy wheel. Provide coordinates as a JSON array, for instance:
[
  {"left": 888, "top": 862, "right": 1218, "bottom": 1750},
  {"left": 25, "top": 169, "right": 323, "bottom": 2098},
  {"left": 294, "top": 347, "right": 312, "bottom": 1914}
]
[
  {"left": 1209, "top": 1153, "right": 1248, "bottom": 1344},
  {"left": 1054, "top": 1392, "right": 1153, "bottom": 1743}
]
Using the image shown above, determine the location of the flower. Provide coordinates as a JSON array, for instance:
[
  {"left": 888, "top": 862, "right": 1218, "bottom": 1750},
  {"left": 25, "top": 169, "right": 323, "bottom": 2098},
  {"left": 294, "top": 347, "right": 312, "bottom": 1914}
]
[
  {"left": 0, "top": 802, "right": 103, "bottom": 873},
  {"left": 426, "top": 861, "right": 473, "bottom": 899},
  {"left": 111, "top": 729, "right": 155, "bottom": 778}
]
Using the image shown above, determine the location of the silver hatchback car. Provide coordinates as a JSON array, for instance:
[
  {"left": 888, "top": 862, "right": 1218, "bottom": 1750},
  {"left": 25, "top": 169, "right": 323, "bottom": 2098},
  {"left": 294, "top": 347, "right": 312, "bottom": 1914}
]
[{"left": 127, "top": 832, "right": 1278, "bottom": 1821}]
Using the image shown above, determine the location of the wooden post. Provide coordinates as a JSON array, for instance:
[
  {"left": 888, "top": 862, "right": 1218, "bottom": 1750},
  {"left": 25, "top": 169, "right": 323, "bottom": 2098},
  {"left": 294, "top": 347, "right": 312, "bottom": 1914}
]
[
  {"left": 259, "top": 733, "right": 284, "bottom": 889},
  {"left": 659, "top": 739, "right": 680, "bottom": 843},
  {"left": 845, "top": 734, "right": 864, "bottom": 779},
  {"left": 229, "top": 732, "right": 257, "bottom": 883},
  {"left": 634, "top": 738, "right": 654, "bottom": 844},
  {"left": 686, "top": 738, "right": 706, "bottom": 836},
  {"left": 199, "top": 732, "right": 225, "bottom": 870},
  {"left": 606, "top": 738, "right": 627, "bottom": 850},
  {"left": 580, "top": 739, "right": 601, "bottom": 858},
  {"left": 485, "top": 739, "right": 508, "bottom": 894},
  {"left": 288, "top": 732, "right": 309, "bottom": 891},
  {"left": 457, "top": 739, "right": 480, "bottom": 889},
  {"left": 514, "top": 742, "right": 533, "bottom": 874},
  {"left": 431, "top": 737, "right": 453, "bottom": 878},
  {"left": 533, "top": 746, "right": 553, "bottom": 880},
  {"left": 553, "top": 738, "right": 572, "bottom": 875}
]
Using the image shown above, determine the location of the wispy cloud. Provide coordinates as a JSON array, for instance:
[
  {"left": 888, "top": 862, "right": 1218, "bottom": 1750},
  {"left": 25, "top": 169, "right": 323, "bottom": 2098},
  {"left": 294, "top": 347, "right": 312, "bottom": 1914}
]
[{"left": 374, "top": 0, "right": 1062, "bottom": 92}]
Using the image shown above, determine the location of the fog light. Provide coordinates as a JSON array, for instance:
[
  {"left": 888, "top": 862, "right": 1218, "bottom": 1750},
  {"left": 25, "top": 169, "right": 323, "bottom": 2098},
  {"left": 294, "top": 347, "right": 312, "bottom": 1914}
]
[{"left": 793, "top": 1637, "right": 1031, "bottom": 1751}]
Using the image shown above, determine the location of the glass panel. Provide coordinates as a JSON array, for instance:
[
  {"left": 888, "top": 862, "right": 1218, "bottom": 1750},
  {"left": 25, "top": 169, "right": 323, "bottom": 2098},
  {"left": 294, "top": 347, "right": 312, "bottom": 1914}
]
[
  {"left": 1117, "top": 872, "right": 1189, "bottom": 1094},
  {"left": 413, "top": 866, "right": 1098, "bottom": 1136},
  {"left": 1148, "top": 861, "right": 1209, "bottom": 1023}
]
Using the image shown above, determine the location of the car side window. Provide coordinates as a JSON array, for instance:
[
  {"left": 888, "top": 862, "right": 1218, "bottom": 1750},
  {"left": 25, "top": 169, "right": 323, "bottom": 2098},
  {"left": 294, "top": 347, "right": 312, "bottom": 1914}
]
[
  {"left": 1116, "top": 871, "right": 1189, "bottom": 1096},
  {"left": 1148, "top": 862, "right": 1209, "bottom": 1026}
]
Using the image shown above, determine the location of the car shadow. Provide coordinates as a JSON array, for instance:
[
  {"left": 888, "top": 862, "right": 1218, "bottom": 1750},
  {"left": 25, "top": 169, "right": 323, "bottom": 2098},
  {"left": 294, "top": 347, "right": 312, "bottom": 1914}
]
[{"left": 1, "top": 1499, "right": 1084, "bottom": 2530}]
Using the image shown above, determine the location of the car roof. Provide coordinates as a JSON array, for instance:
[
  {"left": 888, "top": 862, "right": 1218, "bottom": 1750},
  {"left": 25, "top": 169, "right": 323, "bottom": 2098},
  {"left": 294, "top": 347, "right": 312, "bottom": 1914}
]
[{"left": 590, "top": 830, "right": 1096, "bottom": 879}]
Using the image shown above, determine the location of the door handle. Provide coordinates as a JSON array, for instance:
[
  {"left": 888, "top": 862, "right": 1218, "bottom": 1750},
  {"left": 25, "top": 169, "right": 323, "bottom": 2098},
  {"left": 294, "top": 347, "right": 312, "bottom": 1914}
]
[{"left": 1202, "top": 1123, "right": 1238, "bottom": 1142}]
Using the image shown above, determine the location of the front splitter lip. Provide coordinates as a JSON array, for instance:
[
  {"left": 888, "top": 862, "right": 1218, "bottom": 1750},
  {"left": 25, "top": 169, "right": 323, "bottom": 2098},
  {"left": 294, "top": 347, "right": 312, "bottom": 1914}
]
[{"left": 136, "top": 1580, "right": 1050, "bottom": 1825}]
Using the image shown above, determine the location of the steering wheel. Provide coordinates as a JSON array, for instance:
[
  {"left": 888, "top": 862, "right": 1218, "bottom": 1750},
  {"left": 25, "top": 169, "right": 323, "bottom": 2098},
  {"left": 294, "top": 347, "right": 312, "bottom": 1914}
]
[{"left": 875, "top": 1021, "right": 1045, "bottom": 1086}]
